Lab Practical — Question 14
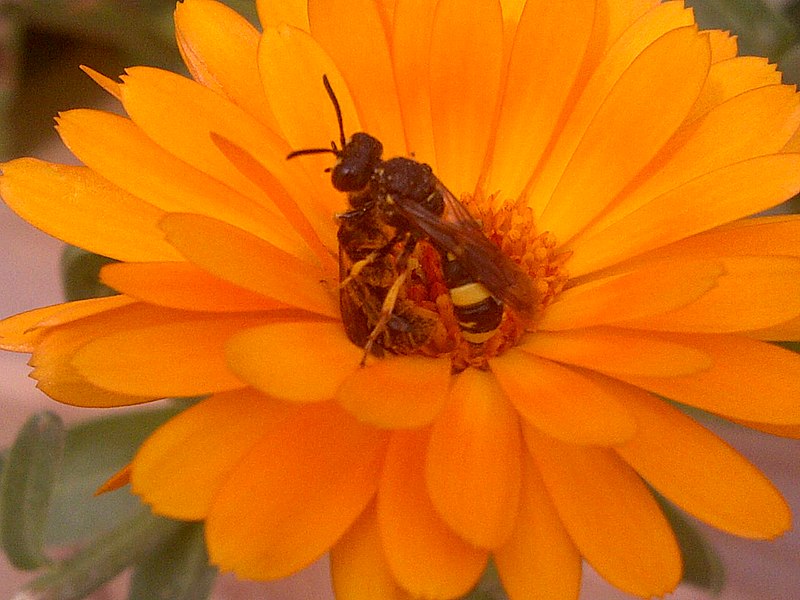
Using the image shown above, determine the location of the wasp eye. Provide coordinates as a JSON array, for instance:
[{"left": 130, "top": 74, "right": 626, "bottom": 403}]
[{"left": 331, "top": 133, "right": 383, "bottom": 192}]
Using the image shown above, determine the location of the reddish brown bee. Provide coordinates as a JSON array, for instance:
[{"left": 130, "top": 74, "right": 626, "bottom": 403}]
[{"left": 288, "top": 76, "right": 536, "bottom": 362}]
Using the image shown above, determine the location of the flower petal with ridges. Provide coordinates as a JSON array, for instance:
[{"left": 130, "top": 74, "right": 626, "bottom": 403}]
[
  {"left": 206, "top": 403, "right": 388, "bottom": 580},
  {"left": 568, "top": 154, "right": 800, "bottom": 276},
  {"left": 538, "top": 27, "right": 711, "bottom": 244},
  {"left": 0, "top": 159, "right": 180, "bottom": 262},
  {"left": 257, "top": 0, "right": 310, "bottom": 31},
  {"left": 494, "top": 454, "right": 581, "bottom": 600},
  {"left": 481, "top": 0, "right": 595, "bottom": 200},
  {"left": 132, "top": 389, "right": 295, "bottom": 520},
  {"left": 518, "top": 327, "right": 712, "bottom": 378},
  {"left": 619, "top": 333, "right": 800, "bottom": 424},
  {"left": 378, "top": 430, "right": 489, "bottom": 599},
  {"left": 175, "top": 0, "right": 278, "bottom": 131},
  {"left": 491, "top": 350, "right": 636, "bottom": 445},
  {"left": 55, "top": 110, "right": 294, "bottom": 251},
  {"left": 426, "top": 368, "right": 521, "bottom": 549},
  {"left": 331, "top": 504, "right": 414, "bottom": 600},
  {"left": 226, "top": 321, "right": 362, "bottom": 403},
  {"left": 100, "top": 262, "right": 282, "bottom": 313},
  {"left": 159, "top": 213, "right": 338, "bottom": 317},
  {"left": 429, "top": 0, "right": 503, "bottom": 194},
  {"left": 526, "top": 428, "right": 682, "bottom": 598},
  {"left": 538, "top": 259, "right": 724, "bottom": 331},
  {"left": 71, "top": 315, "right": 256, "bottom": 397},
  {"left": 308, "top": 0, "right": 405, "bottom": 156},
  {"left": 610, "top": 379, "right": 792, "bottom": 538},
  {"left": 336, "top": 355, "right": 451, "bottom": 427}
]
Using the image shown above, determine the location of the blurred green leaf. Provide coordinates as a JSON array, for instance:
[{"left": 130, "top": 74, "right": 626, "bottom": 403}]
[
  {"left": 0, "top": 412, "right": 66, "bottom": 570},
  {"left": 129, "top": 523, "right": 217, "bottom": 600},
  {"left": 61, "top": 245, "right": 118, "bottom": 302},
  {"left": 658, "top": 497, "right": 726, "bottom": 594},
  {"left": 686, "top": 0, "right": 798, "bottom": 62},
  {"left": 45, "top": 405, "right": 186, "bottom": 546},
  {"left": 24, "top": 507, "right": 185, "bottom": 600}
]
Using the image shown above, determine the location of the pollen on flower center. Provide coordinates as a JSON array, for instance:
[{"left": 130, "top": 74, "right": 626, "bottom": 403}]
[{"left": 398, "top": 192, "right": 570, "bottom": 371}]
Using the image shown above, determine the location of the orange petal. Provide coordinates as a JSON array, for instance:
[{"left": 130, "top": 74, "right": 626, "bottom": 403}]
[
  {"left": 27, "top": 303, "right": 179, "bottom": 407},
  {"left": 621, "top": 257, "right": 800, "bottom": 333},
  {"left": 257, "top": 0, "right": 310, "bottom": 31},
  {"left": 55, "top": 109, "right": 296, "bottom": 253},
  {"left": 72, "top": 315, "right": 255, "bottom": 397},
  {"left": 258, "top": 24, "right": 359, "bottom": 217},
  {"left": 689, "top": 57, "right": 782, "bottom": 121},
  {"left": 0, "top": 296, "right": 134, "bottom": 352},
  {"left": 378, "top": 430, "right": 489, "bottom": 599},
  {"left": 539, "top": 259, "right": 723, "bottom": 330},
  {"left": 337, "top": 355, "right": 451, "bottom": 428},
  {"left": 481, "top": 0, "right": 594, "bottom": 199},
  {"left": 308, "top": 0, "right": 405, "bottom": 156},
  {"left": 330, "top": 503, "right": 414, "bottom": 600},
  {"left": 80, "top": 65, "right": 122, "bottom": 100},
  {"left": 206, "top": 402, "right": 387, "bottom": 580},
  {"left": 618, "top": 333, "right": 800, "bottom": 424},
  {"left": 174, "top": 0, "right": 278, "bottom": 130},
  {"left": 733, "top": 420, "right": 800, "bottom": 440},
  {"left": 568, "top": 153, "right": 800, "bottom": 276},
  {"left": 159, "top": 213, "right": 338, "bottom": 317},
  {"left": 100, "top": 262, "right": 281, "bottom": 312},
  {"left": 132, "top": 389, "right": 294, "bottom": 519},
  {"left": 583, "top": 85, "right": 800, "bottom": 239},
  {"left": 0, "top": 159, "right": 180, "bottom": 262},
  {"left": 706, "top": 29, "right": 738, "bottom": 62},
  {"left": 226, "top": 321, "right": 363, "bottom": 403},
  {"left": 527, "top": 4, "right": 696, "bottom": 216},
  {"left": 638, "top": 214, "right": 800, "bottom": 260},
  {"left": 425, "top": 369, "right": 521, "bottom": 548},
  {"left": 526, "top": 429, "right": 682, "bottom": 598},
  {"left": 539, "top": 27, "right": 711, "bottom": 244},
  {"left": 519, "top": 327, "right": 711, "bottom": 377},
  {"left": 391, "top": 0, "right": 438, "bottom": 168},
  {"left": 429, "top": 0, "right": 503, "bottom": 195},
  {"left": 118, "top": 65, "right": 320, "bottom": 244},
  {"left": 490, "top": 350, "right": 636, "bottom": 445},
  {"left": 610, "top": 380, "right": 791, "bottom": 539},
  {"left": 95, "top": 464, "right": 131, "bottom": 495},
  {"left": 494, "top": 454, "right": 581, "bottom": 600}
]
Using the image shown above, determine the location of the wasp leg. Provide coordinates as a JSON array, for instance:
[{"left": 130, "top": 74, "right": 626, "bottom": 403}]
[
  {"left": 340, "top": 232, "right": 405, "bottom": 289},
  {"left": 360, "top": 267, "right": 409, "bottom": 366},
  {"left": 359, "top": 233, "right": 417, "bottom": 365}
]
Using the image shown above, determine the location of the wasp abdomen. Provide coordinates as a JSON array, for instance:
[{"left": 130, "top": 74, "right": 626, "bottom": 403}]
[{"left": 441, "top": 252, "right": 504, "bottom": 344}]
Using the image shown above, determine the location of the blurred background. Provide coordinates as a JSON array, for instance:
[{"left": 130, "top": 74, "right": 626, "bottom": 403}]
[{"left": 0, "top": 0, "right": 798, "bottom": 599}]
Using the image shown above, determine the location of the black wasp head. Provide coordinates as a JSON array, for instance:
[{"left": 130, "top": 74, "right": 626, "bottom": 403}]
[
  {"left": 331, "top": 132, "right": 383, "bottom": 192},
  {"left": 286, "top": 75, "right": 384, "bottom": 193}
]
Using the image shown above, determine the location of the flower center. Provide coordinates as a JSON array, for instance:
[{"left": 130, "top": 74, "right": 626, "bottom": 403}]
[{"left": 402, "top": 192, "right": 570, "bottom": 371}]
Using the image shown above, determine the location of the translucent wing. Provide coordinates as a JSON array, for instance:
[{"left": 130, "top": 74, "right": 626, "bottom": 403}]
[{"left": 394, "top": 181, "right": 537, "bottom": 316}]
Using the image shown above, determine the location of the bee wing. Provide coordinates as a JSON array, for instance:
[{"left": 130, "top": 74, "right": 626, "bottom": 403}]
[{"left": 394, "top": 182, "right": 538, "bottom": 316}]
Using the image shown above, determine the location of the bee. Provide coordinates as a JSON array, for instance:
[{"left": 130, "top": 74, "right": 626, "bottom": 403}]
[{"left": 287, "top": 76, "right": 537, "bottom": 363}]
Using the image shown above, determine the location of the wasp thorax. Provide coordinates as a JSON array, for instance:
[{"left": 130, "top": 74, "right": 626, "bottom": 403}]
[{"left": 331, "top": 132, "right": 384, "bottom": 192}]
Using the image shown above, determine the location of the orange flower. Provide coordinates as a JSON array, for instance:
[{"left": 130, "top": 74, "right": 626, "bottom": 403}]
[{"left": 2, "top": 0, "right": 800, "bottom": 598}]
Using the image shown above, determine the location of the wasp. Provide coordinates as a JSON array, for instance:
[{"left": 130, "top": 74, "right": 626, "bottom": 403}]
[{"left": 287, "top": 76, "right": 537, "bottom": 364}]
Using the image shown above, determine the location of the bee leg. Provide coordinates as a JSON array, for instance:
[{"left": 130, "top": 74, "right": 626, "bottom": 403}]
[{"left": 360, "top": 268, "right": 409, "bottom": 366}]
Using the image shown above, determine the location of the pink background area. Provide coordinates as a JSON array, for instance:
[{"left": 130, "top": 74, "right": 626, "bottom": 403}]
[{"left": 1, "top": 121, "right": 798, "bottom": 600}]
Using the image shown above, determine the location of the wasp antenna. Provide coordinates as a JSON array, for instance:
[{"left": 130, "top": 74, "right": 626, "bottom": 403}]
[
  {"left": 286, "top": 147, "right": 336, "bottom": 160},
  {"left": 322, "top": 74, "right": 347, "bottom": 150}
]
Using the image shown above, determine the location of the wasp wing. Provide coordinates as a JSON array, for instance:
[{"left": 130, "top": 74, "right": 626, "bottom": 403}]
[{"left": 394, "top": 182, "right": 537, "bottom": 316}]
